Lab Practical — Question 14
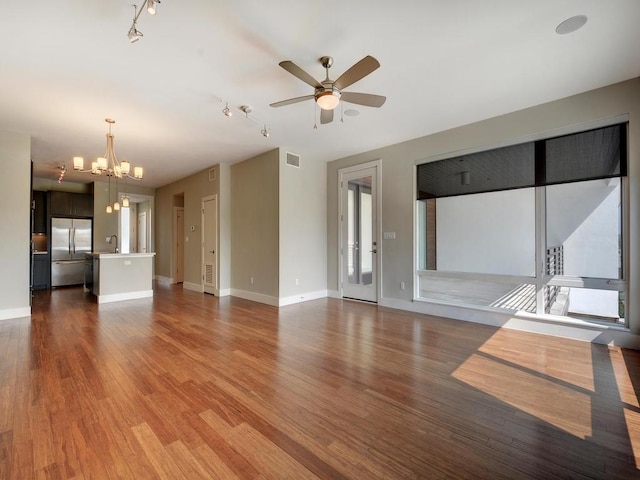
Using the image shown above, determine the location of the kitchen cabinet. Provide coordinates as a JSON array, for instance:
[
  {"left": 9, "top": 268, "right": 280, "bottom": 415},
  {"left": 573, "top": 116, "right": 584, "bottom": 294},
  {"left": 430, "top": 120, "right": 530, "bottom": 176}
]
[
  {"left": 32, "top": 254, "right": 50, "bottom": 290},
  {"left": 49, "top": 191, "right": 94, "bottom": 217},
  {"left": 32, "top": 190, "right": 47, "bottom": 233}
]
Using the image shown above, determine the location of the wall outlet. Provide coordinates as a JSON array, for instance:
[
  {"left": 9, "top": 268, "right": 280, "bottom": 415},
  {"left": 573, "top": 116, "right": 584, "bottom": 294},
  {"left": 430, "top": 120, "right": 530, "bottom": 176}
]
[
  {"left": 295, "top": 278, "right": 299, "bottom": 286},
  {"left": 400, "top": 281, "right": 405, "bottom": 290},
  {"left": 250, "top": 276, "right": 254, "bottom": 285},
  {"left": 185, "top": 236, "right": 189, "bottom": 242}
]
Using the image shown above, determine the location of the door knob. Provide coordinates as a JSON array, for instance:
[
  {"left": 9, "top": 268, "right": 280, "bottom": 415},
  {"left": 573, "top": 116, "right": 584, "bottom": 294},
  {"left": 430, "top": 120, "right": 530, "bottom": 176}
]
[
  {"left": 370, "top": 249, "right": 377, "bottom": 253},
  {"left": 210, "top": 250, "right": 215, "bottom": 254}
]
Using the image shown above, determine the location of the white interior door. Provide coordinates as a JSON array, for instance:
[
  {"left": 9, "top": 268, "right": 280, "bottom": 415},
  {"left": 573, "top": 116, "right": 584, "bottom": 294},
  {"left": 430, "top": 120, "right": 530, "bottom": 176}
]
[
  {"left": 340, "top": 164, "right": 378, "bottom": 302},
  {"left": 174, "top": 207, "right": 184, "bottom": 283},
  {"left": 202, "top": 195, "right": 217, "bottom": 295}
]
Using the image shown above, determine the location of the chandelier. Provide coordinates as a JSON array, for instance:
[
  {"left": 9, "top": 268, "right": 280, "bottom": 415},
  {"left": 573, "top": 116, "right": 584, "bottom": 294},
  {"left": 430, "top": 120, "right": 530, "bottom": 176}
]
[{"left": 73, "top": 118, "right": 144, "bottom": 213}]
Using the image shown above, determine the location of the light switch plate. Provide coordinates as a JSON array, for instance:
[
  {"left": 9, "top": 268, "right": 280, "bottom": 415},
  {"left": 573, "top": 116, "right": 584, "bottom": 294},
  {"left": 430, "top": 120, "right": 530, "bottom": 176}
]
[{"left": 384, "top": 232, "right": 396, "bottom": 240}]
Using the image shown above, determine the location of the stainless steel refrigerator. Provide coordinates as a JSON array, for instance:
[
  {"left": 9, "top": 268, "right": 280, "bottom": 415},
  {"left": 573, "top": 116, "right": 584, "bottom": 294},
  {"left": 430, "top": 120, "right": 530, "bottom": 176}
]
[{"left": 51, "top": 217, "right": 92, "bottom": 286}]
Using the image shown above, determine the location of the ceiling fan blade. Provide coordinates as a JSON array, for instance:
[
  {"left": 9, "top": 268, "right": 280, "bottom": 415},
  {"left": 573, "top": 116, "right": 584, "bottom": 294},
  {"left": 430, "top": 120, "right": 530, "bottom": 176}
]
[
  {"left": 270, "top": 95, "right": 315, "bottom": 108},
  {"left": 320, "top": 108, "right": 334, "bottom": 124},
  {"left": 334, "top": 55, "right": 380, "bottom": 90},
  {"left": 340, "top": 92, "right": 386, "bottom": 108},
  {"left": 279, "top": 61, "right": 322, "bottom": 88}
]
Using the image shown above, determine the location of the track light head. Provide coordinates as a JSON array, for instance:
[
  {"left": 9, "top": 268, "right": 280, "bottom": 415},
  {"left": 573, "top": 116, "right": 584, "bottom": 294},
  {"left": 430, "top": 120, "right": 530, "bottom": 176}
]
[
  {"left": 223, "top": 103, "right": 232, "bottom": 117},
  {"left": 147, "top": 0, "right": 159, "bottom": 15},
  {"left": 261, "top": 125, "right": 270, "bottom": 138},
  {"left": 128, "top": 25, "right": 143, "bottom": 43}
]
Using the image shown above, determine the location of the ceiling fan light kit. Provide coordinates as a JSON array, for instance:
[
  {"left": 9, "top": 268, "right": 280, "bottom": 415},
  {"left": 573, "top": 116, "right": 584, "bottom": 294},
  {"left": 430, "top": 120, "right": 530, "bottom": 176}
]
[
  {"left": 271, "top": 54, "right": 386, "bottom": 125},
  {"left": 316, "top": 90, "right": 341, "bottom": 110}
]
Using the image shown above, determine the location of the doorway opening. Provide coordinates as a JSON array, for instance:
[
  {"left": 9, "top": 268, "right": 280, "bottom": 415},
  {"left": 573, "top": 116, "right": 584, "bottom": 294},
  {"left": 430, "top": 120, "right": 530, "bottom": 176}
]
[{"left": 118, "top": 193, "right": 154, "bottom": 255}]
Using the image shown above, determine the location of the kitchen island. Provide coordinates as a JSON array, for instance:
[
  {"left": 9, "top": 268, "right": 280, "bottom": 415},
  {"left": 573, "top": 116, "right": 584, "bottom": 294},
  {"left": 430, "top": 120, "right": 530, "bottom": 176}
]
[{"left": 85, "top": 252, "right": 155, "bottom": 303}]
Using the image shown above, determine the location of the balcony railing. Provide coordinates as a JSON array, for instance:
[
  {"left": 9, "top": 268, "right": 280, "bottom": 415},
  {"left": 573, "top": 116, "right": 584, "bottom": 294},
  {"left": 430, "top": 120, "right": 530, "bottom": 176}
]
[{"left": 545, "top": 245, "right": 564, "bottom": 313}]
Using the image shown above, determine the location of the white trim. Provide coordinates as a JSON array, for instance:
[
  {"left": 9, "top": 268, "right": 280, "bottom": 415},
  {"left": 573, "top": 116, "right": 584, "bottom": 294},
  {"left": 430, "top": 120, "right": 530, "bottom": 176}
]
[
  {"left": 96, "top": 290, "right": 153, "bottom": 304},
  {"left": 327, "top": 289, "right": 341, "bottom": 299},
  {"left": 154, "top": 275, "right": 173, "bottom": 285},
  {"left": 278, "top": 290, "right": 328, "bottom": 307},
  {"left": 217, "top": 288, "right": 231, "bottom": 297},
  {"left": 0, "top": 307, "right": 31, "bottom": 321},
  {"left": 183, "top": 282, "right": 203, "bottom": 293},
  {"left": 231, "top": 289, "right": 279, "bottom": 307},
  {"left": 379, "top": 297, "right": 640, "bottom": 349}
]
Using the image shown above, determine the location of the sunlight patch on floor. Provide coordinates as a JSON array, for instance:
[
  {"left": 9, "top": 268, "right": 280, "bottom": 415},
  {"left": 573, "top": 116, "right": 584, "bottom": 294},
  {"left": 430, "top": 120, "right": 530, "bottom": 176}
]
[
  {"left": 624, "top": 408, "right": 640, "bottom": 468},
  {"left": 452, "top": 352, "right": 592, "bottom": 439}
]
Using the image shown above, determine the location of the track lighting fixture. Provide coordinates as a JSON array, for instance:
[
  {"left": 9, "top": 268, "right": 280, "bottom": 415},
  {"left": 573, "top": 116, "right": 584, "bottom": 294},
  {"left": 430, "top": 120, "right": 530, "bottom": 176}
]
[
  {"left": 147, "top": 0, "right": 160, "bottom": 15},
  {"left": 222, "top": 103, "right": 232, "bottom": 117},
  {"left": 261, "top": 125, "right": 270, "bottom": 138},
  {"left": 127, "top": 2, "right": 159, "bottom": 43},
  {"left": 57, "top": 164, "right": 66, "bottom": 184},
  {"left": 128, "top": 24, "right": 143, "bottom": 43}
]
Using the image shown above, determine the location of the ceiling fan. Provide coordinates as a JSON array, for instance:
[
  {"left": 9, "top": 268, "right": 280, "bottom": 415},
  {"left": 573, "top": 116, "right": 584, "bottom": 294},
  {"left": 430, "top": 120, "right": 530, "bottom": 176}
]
[{"left": 270, "top": 55, "right": 386, "bottom": 124}]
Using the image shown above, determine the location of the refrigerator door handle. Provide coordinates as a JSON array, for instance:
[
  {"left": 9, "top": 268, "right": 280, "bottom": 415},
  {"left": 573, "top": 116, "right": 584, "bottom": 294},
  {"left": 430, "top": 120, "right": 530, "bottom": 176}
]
[
  {"left": 72, "top": 227, "right": 76, "bottom": 255},
  {"left": 68, "top": 228, "right": 72, "bottom": 254}
]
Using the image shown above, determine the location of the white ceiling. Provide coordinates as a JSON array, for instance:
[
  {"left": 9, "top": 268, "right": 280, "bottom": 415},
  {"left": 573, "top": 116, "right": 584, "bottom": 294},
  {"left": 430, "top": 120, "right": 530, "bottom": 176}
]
[{"left": 2, "top": 0, "right": 639, "bottom": 188}]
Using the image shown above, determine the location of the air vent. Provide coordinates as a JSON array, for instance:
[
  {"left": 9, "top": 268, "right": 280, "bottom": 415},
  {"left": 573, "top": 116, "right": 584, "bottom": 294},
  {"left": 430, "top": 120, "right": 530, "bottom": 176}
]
[
  {"left": 286, "top": 152, "right": 300, "bottom": 168},
  {"left": 205, "top": 264, "right": 213, "bottom": 284},
  {"left": 208, "top": 167, "right": 216, "bottom": 182}
]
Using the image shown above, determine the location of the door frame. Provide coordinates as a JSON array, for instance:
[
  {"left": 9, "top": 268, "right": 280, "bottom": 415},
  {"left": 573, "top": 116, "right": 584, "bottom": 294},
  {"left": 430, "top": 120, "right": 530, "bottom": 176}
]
[
  {"left": 201, "top": 194, "right": 218, "bottom": 295},
  {"left": 338, "top": 160, "right": 382, "bottom": 302}
]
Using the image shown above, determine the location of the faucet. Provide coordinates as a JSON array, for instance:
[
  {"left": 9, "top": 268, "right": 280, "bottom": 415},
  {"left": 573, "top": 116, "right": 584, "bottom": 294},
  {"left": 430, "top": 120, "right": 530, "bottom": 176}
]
[{"left": 108, "top": 235, "right": 119, "bottom": 254}]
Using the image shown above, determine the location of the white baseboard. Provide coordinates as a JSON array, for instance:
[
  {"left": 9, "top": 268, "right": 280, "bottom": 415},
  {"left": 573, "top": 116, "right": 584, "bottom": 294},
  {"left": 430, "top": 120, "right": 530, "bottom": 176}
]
[
  {"left": 278, "top": 290, "right": 328, "bottom": 307},
  {"left": 154, "top": 275, "right": 173, "bottom": 285},
  {"left": 183, "top": 282, "right": 203, "bottom": 293},
  {"left": 97, "top": 290, "right": 153, "bottom": 304},
  {"left": 217, "top": 288, "right": 231, "bottom": 297},
  {"left": 230, "top": 289, "right": 279, "bottom": 307},
  {"left": 327, "top": 289, "right": 341, "bottom": 299},
  {"left": 0, "top": 306, "right": 31, "bottom": 321},
  {"left": 379, "top": 297, "right": 640, "bottom": 349}
]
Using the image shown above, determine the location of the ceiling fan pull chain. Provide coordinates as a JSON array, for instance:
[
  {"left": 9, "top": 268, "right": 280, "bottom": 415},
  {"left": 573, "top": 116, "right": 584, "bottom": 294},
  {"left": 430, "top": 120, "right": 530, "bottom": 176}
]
[{"left": 313, "top": 102, "right": 318, "bottom": 130}]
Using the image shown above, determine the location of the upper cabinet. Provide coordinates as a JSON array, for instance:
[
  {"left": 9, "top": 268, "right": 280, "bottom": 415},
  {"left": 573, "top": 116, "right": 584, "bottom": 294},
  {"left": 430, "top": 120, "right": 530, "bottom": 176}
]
[
  {"left": 32, "top": 190, "right": 47, "bottom": 233},
  {"left": 49, "top": 191, "right": 94, "bottom": 217}
]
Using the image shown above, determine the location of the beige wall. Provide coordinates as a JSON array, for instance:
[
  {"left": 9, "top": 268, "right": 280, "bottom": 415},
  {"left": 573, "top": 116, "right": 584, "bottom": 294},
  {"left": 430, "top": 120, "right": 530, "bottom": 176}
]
[
  {"left": 231, "top": 149, "right": 280, "bottom": 297},
  {"left": 279, "top": 149, "right": 327, "bottom": 298},
  {"left": 0, "top": 131, "right": 31, "bottom": 319},
  {"left": 155, "top": 164, "right": 224, "bottom": 287},
  {"left": 327, "top": 78, "right": 640, "bottom": 334}
]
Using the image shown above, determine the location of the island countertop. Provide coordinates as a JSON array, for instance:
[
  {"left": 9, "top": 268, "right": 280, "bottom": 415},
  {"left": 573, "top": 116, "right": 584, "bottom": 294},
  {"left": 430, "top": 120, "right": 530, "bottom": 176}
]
[
  {"left": 85, "top": 252, "right": 155, "bottom": 303},
  {"left": 85, "top": 252, "right": 156, "bottom": 258}
]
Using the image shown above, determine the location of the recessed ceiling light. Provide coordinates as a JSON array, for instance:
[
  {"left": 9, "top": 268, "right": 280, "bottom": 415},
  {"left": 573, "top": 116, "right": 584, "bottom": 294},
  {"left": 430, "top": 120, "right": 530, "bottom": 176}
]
[
  {"left": 344, "top": 109, "right": 360, "bottom": 117},
  {"left": 556, "top": 15, "right": 588, "bottom": 35}
]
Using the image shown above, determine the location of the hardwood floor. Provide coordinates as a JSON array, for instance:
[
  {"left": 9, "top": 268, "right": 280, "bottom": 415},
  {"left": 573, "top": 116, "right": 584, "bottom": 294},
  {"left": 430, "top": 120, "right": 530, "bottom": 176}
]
[{"left": 1, "top": 284, "right": 639, "bottom": 479}]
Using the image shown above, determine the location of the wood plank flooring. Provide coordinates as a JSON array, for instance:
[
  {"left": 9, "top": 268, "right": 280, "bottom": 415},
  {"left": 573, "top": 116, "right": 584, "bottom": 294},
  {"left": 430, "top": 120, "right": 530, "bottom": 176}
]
[{"left": 1, "top": 284, "right": 639, "bottom": 479}]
